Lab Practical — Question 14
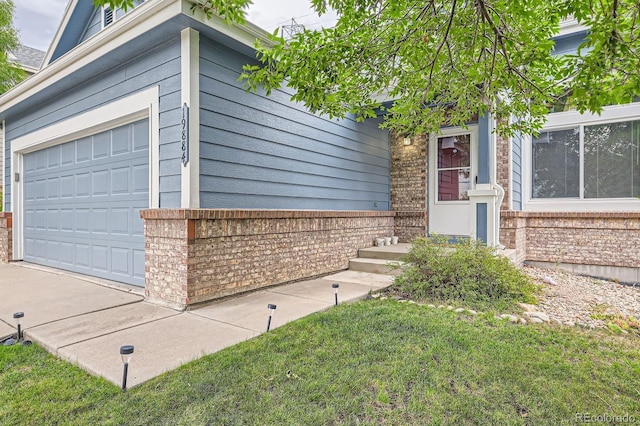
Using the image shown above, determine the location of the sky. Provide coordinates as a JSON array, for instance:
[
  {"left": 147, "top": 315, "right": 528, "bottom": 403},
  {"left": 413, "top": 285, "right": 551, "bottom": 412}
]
[{"left": 13, "top": 0, "right": 337, "bottom": 52}]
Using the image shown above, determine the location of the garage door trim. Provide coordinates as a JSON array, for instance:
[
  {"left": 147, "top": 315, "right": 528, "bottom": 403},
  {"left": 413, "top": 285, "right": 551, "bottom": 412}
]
[{"left": 10, "top": 86, "right": 159, "bottom": 261}]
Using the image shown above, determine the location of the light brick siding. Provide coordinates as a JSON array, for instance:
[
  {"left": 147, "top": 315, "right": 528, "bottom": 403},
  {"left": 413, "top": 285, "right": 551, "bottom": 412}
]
[
  {"left": 500, "top": 211, "right": 640, "bottom": 269},
  {"left": 394, "top": 211, "right": 427, "bottom": 243},
  {"left": 390, "top": 132, "right": 427, "bottom": 241},
  {"left": 499, "top": 211, "right": 527, "bottom": 265},
  {"left": 0, "top": 213, "right": 11, "bottom": 263},
  {"left": 141, "top": 209, "right": 395, "bottom": 308}
]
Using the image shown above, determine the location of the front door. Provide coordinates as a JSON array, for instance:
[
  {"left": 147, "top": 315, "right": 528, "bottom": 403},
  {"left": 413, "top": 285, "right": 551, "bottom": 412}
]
[{"left": 428, "top": 126, "right": 478, "bottom": 237}]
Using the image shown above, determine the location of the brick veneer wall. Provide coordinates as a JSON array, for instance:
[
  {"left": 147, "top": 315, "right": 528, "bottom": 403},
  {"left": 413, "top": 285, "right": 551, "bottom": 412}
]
[
  {"left": 141, "top": 209, "right": 395, "bottom": 308},
  {"left": 394, "top": 211, "right": 427, "bottom": 243},
  {"left": 499, "top": 211, "right": 527, "bottom": 265},
  {"left": 500, "top": 211, "right": 640, "bottom": 269},
  {"left": 390, "top": 132, "right": 427, "bottom": 241},
  {"left": 0, "top": 213, "right": 12, "bottom": 263},
  {"left": 0, "top": 212, "right": 13, "bottom": 263}
]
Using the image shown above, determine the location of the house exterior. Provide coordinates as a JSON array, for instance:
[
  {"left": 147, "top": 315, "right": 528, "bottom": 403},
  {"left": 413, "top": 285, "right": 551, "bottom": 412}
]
[
  {"left": 0, "top": 2, "right": 636, "bottom": 309},
  {"left": 394, "top": 20, "right": 640, "bottom": 283}
]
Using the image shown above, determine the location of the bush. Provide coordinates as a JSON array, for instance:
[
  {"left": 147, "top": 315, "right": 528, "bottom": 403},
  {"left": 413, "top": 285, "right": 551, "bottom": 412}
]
[{"left": 393, "top": 236, "right": 539, "bottom": 311}]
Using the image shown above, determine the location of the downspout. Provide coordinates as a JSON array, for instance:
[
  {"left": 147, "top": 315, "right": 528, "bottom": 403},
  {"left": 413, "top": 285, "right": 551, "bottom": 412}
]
[{"left": 490, "top": 116, "right": 505, "bottom": 249}]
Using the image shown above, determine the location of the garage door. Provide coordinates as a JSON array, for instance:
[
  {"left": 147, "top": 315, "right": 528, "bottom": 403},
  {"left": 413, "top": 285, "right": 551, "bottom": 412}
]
[{"left": 23, "top": 119, "right": 149, "bottom": 286}]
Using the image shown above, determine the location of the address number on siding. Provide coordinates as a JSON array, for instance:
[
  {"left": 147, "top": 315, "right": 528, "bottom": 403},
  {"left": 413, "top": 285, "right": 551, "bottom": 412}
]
[{"left": 181, "top": 103, "right": 189, "bottom": 166}]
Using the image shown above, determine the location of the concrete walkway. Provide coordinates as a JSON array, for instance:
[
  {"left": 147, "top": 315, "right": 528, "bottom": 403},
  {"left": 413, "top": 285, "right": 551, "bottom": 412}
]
[{"left": 0, "top": 263, "right": 393, "bottom": 387}]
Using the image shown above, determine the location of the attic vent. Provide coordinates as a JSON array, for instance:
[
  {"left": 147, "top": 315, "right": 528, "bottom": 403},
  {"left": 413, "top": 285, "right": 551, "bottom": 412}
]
[{"left": 103, "top": 6, "right": 114, "bottom": 27}]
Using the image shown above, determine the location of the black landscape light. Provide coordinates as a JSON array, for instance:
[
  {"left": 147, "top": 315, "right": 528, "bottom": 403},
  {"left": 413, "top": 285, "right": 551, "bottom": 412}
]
[
  {"left": 332, "top": 283, "right": 340, "bottom": 306},
  {"left": 266, "top": 304, "right": 277, "bottom": 332},
  {"left": 120, "top": 345, "right": 134, "bottom": 391},
  {"left": 13, "top": 312, "right": 24, "bottom": 340}
]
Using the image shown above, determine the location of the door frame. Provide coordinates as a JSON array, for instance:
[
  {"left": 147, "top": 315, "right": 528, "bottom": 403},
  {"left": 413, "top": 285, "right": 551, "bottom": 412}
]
[{"left": 428, "top": 125, "right": 478, "bottom": 237}]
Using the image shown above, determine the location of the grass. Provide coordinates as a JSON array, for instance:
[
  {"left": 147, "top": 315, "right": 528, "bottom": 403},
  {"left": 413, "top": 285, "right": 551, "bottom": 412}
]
[{"left": 1, "top": 299, "right": 639, "bottom": 425}]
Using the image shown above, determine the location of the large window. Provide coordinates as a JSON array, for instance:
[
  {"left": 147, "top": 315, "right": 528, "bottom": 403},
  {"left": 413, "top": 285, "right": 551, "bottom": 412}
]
[{"left": 532, "top": 119, "right": 640, "bottom": 200}]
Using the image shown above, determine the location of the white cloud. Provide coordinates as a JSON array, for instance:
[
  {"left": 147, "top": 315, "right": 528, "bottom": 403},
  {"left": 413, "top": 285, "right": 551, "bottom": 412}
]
[
  {"left": 14, "top": 0, "right": 67, "bottom": 50},
  {"left": 247, "top": 0, "right": 336, "bottom": 32}
]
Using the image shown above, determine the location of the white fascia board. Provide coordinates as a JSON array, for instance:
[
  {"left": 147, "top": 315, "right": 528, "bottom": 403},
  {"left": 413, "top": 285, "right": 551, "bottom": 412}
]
[
  {"left": 557, "top": 18, "right": 588, "bottom": 37},
  {"left": 184, "top": 0, "right": 271, "bottom": 48}
]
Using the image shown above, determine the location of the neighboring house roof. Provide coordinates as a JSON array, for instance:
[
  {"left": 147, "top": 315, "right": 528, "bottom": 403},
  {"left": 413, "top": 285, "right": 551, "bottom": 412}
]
[{"left": 8, "top": 45, "right": 45, "bottom": 74}]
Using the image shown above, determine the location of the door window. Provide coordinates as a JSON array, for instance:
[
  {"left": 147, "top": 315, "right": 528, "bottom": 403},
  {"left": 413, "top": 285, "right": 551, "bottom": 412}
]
[{"left": 437, "top": 134, "right": 471, "bottom": 201}]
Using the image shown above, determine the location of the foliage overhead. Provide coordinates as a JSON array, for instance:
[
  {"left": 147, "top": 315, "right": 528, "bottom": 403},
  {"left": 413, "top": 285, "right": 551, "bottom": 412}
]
[
  {"left": 97, "top": 0, "right": 640, "bottom": 136},
  {"left": 0, "top": 0, "right": 25, "bottom": 94}
]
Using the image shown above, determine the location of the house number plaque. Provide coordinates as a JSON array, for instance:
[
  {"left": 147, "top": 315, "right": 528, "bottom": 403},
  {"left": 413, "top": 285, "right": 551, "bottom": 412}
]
[{"left": 181, "top": 102, "right": 189, "bottom": 166}]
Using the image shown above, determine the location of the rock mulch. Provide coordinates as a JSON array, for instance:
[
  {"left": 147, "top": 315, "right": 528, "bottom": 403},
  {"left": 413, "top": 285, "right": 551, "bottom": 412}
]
[
  {"left": 376, "top": 265, "right": 640, "bottom": 333},
  {"left": 523, "top": 265, "right": 640, "bottom": 330}
]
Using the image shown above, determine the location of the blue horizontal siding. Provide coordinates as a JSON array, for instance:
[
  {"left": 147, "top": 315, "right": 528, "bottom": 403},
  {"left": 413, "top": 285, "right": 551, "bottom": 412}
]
[
  {"left": 4, "top": 38, "right": 182, "bottom": 211},
  {"left": 79, "top": 8, "right": 102, "bottom": 44},
  {"left": 198, "top": 36, "right": 390, "bottom": 210},
  {"left": 512, "top": 132, "right": 523, "bottom": 210},
  {"left": 553, "top": 30, "right": 588, "bottom": 56}
]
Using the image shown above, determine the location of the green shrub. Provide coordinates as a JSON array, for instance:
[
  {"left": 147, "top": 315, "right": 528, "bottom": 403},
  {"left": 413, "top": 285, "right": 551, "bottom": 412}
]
[{"left": 393, "top": 235, "right": 539, "bottom": 311}]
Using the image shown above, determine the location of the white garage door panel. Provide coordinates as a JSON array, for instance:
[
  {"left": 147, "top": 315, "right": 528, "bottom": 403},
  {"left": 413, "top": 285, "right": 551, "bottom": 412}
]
[{"left": 23, "top": 120, "right": 148, "bottom": 286}]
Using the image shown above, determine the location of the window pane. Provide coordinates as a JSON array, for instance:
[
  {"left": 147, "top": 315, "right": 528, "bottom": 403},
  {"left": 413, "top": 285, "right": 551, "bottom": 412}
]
[
  {"left": 584, "top": 120, "right": 640, "bottom": 198},
  {"left": 438, "top": 169, "right": 470, "bottom": 201},
  {"left": 532, "top": 128, "right": 580, "bottom": 198},
  {"left": 438, "top": 134, "right": 470, "bottom": 169}
]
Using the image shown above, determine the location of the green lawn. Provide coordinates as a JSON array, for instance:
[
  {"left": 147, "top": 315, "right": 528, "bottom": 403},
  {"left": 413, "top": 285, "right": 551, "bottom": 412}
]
[{"left": 1, "top": 299, "right": 639, "bottom": 425}]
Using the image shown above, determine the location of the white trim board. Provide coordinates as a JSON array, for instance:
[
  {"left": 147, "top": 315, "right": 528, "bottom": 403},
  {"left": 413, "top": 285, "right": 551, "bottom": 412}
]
[
  {"left": 180, "top": 27, "right": 200, "bottom": 208},
  {"left": 10, "top": 86, "right": 160, "bottom": 260}
]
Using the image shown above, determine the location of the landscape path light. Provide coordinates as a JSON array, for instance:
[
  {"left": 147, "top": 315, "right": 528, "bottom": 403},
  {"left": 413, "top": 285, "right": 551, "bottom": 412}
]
[
  {"left": 266, "top": 304, "right": 277, "bottom": 332},
  {"left": 120, "top": 345, "right": 134, "bottom": 391},
  {"left": 13, "top": 312, "right": 24, "bottom": 340},
  {"left": 332, "top": 283, "right": 340, "bottom": 306}
]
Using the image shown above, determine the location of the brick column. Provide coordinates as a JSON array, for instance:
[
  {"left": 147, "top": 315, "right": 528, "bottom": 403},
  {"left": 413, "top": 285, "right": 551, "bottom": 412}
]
[
  {"left": 500, "top": 210, "right": 527, "bottom": 265},
  {"left": 390, "top": 132, "right": 427, "bottom": 241},
  {"left": 0, "top": 213, "right": 12, "bottom": 263}
]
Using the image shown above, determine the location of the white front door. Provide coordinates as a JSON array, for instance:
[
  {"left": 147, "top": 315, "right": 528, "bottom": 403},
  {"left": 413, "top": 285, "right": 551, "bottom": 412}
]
[{"left": 428, "top": 126, "right": 478, "bottom": 237}]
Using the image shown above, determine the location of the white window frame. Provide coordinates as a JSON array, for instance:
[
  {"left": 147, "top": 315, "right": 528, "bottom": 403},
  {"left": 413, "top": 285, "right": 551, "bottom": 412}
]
[{"left": 523, "top": 103, "right": 640, "bottom": 212}]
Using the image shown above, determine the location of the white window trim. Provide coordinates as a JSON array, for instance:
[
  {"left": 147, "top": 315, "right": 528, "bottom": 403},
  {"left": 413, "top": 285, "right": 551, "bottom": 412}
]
[
  {"left": 10, "top": 86, "right": 159, "bottom": 260},
  {"left": 523, "top": 103, "right": 640, "bottom": 212}
]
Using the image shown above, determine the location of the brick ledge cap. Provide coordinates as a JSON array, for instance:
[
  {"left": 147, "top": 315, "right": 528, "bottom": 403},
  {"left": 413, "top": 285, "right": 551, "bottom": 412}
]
[{"left": 140, "top": 209, "right": 396, "bottom": 220}]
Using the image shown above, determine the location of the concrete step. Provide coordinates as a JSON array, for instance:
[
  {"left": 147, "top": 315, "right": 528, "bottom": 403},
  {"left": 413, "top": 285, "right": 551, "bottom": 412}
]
[
  {"left": 497, "top": 248, "right": 517, "bottom": 264},
  {"left": 348, "top": 258, "right": 404, "bottom": 276},
  {"left": 358, "top": 243, "right": 411, "bottom": 261}
]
